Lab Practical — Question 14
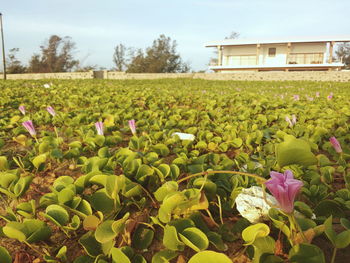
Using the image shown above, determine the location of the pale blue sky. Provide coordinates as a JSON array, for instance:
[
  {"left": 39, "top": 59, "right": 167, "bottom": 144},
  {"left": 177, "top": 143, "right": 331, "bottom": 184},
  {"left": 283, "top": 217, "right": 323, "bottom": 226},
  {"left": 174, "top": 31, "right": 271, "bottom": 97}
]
[{"left": 1, "top": 0, "right": 350, "bottom": 71}]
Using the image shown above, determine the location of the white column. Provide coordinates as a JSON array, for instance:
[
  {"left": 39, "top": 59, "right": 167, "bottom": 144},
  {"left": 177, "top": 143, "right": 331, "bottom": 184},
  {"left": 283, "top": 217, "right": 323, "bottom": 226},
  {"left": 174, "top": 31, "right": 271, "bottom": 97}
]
[{"left": 217, "top": 45, "right": 222, "bottom": 66}]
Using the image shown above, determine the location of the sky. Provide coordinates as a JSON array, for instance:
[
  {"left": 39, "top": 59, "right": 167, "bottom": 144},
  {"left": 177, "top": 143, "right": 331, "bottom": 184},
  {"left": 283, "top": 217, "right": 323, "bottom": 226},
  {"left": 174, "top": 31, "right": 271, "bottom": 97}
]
[{"left": 1, "top": 0, "right": 350, "bottom": 71}]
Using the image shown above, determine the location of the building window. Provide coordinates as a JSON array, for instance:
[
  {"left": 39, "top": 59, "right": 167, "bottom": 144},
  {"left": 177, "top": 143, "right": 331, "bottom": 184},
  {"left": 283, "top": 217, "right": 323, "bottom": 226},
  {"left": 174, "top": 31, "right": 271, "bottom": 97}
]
[
  {"left": 226, "top": 55, "right": 257, "bottom": 66},
  {"left": 268, "top": 48, "right": 276, "bottom": 57},
  {"left": 288, "top": 53, "right": 324, "bottom": 64}
]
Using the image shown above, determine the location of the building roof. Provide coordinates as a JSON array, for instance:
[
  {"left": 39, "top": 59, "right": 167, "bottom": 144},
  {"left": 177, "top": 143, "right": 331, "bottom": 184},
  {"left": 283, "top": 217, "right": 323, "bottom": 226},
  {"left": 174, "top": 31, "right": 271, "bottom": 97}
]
[{"left": 205, "top": 36, "right": 350, "bottom": 47}]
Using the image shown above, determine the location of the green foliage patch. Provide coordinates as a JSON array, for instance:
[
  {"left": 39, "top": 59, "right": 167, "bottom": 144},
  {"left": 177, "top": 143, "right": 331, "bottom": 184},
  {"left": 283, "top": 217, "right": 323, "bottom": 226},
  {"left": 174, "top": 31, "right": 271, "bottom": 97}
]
[{"left": 0, "top": 79, "right": 350, "bottom": 262}]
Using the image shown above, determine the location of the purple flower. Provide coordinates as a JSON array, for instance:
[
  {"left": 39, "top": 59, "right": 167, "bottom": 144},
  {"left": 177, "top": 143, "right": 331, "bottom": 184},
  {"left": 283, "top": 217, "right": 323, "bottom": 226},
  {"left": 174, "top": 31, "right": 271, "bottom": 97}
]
[
  {"left": 95, "top": 121, "right": 104, "bottom": 136},
  {"left": 22, "top": 120, "right": 37, "bottom": 137},
  {"left": 327, "top": 92, "right": 333, "bottom": 100},
  {"left": 264, "top": 170, "right": 303, "bottom": 214},
  {"left": 128, "top": 119, "right": 136, "bottom": 135},
  {"left": 330, "top": 137, "right": 342, "bottom": 153},
  {"left": 46, "top": 106, "right": 56, "bottom": 117},
  {"left": 19, "top": 105, "right": 26, "bottom": 115},
  {"left": 293, "top": 95, "right": 300, "bottom": 101}
]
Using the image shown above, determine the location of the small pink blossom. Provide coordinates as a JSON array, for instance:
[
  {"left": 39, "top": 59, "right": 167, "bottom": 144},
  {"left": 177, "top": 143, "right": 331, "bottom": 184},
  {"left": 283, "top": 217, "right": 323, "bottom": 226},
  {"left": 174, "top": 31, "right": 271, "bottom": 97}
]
[
  {"left": 22, "top": 120, "right": 36, "bottom": 137},
  {"left": 46, "top": 106, "right": 56, "bottom": 117},
  {"left": 265, "top": 170, "right": 303, "bottom": 214},
  {"left": 291, "top": 115, "right": 297, "bottom": 125},
  {"left": 315, "top": 92, "right": 320, "bottom": 97},
  {"left": 327, "top": 92, "right": 333, "bottom": 100},
  {"left": 19, "top": 105, "right": 26, "bottom": 115},
  {"left": 285, "top": 116, "right": 293, "bottom": 127},
  {"left": 95, "top": 121, "right": 104, "bottom": 136},
  {"left": 330, "top": 137, "right": 342, "bottom": 153},
  {"left": 293, "top": 95, "right": 300, "bottom": 101},
  {"left": 128, "top": 119, "right": 136, "bottom": 135}
]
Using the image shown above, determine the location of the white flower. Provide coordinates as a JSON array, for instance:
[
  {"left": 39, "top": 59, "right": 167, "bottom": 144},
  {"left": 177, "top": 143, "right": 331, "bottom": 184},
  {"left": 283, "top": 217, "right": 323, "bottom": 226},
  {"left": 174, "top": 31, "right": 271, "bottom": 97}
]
[
  {"left": 172, "top": 132, "right": 195, "bottom": 141},
  {"left": 235, "top": 186, "right": 278, "bottom": 223}
]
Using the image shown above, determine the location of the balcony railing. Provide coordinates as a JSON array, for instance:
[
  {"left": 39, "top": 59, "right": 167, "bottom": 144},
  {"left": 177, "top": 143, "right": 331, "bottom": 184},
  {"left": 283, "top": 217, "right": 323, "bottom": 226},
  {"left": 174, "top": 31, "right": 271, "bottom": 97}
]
[{"left": 287, "top": 53, "right": 324, "bottom": 64}]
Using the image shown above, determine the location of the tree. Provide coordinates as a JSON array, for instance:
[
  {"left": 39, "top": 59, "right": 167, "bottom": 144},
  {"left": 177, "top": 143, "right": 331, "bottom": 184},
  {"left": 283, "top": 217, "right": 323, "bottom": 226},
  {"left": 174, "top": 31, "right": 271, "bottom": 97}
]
[
  {"left": 225, "top": 31, "right": 240, "bottom": 40},
  {"left": 6, "top": 48, "right": 26, "bottom": 73},
  {"left": 126, "top": 49, "right": 146, "bottom": 73},
  {"left": 113, "top": 44, "right": 127, "bottom": 71},
  {"left": 113, "top": 35, "right": 190, "bottom": 73},
  {"left": 28, "top": 35, "right": 79, "bottom": 73},
  {"left": 336, "top": 42, "right": 350, "bottom": 68}
]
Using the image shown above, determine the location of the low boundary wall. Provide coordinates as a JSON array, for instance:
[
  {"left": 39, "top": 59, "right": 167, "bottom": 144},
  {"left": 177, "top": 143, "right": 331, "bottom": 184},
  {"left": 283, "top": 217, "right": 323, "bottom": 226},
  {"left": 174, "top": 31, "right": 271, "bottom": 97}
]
[
  {"left": 0, "top": 71, "right": 94, "bottom": 80},
  {"left": 1, "top": 70, "right": 350, "bottom": 82}
]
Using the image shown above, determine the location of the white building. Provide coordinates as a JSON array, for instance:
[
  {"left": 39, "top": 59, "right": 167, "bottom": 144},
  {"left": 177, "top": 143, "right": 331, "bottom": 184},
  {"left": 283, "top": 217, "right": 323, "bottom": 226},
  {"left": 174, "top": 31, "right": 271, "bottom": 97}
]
[{"left": 205, "top": 37, "right": 350, "bottom": 72}]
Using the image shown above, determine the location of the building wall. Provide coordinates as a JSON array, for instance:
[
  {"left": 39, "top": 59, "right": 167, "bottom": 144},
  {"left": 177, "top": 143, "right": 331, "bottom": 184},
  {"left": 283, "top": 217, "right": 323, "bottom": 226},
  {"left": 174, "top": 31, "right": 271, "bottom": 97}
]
[
  {"left": 1, "top": 71, "right": 350, "bottom": 82},
  {"left": 221, "top": 43, "right": 329, "bottom": 66},
  {"left": 261, "top": 44, "right": 287, "bottom": 65},
  {"left": 290, "top": 42, "right": 327, "bottom": 53}
]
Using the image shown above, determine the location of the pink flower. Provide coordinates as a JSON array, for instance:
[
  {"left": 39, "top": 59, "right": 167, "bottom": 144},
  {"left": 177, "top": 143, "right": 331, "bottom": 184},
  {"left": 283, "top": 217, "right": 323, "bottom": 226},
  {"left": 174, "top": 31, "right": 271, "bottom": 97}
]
[
  {"left": 330, "top": 137, "right": 342, "bottom": 153},
  {"left": 327, "top": 92, "right": 333, "bottom": 100},
  {"left": 293, "top": 95, "right": 300, "bottom": 101},
  {"left": 285, "top": 116, "right": 293, "bottom": 127},
  {"left": 264, "top": 170, "right": 303, "bottom": 214},
  {"left": 46, "top": 106, "right": 56, "bottom": 117},
  {"left": 316, "top": 92, "right": 320, "bottom": 97},
  {"left": 19, "top": 105, "right": 26, "bottom": 115},
  {"left": 128, "top": 119, "right": 136, "bottom": 135},
  {"left": 22, "top": 120, "right": 37, "bottom": 137},
  {"left": 291, "top": 115, "right": 297, "bottom": 125},
  {"left": 95, "top": 121, "right": 104, "bottom": 136}
]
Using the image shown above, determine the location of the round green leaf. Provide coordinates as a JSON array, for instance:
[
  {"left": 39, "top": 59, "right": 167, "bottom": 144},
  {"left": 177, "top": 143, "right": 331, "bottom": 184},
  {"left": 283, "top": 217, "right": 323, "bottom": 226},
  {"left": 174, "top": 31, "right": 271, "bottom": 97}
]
[
  {"left": 314, "top": 200, "right": 344, "bottom": 218},
  {"left": 111, "top": 247, "right": 131, "bottom": 263},
  {"left": 32, "top": 154, "right": 47, "bottom": 169},
  {"left": 91, "top": 189, "right": 115, "bottom": 214},
  {"left": 132, "top": 226, "right": 154, "bottom": 250},
  {"left": 179, "top": 227, "right": 209, "bottom": 252},
  {"left": 58, "top": 188, "right": 75, "bottom": 205},
  {"left": 242, "top": 223, "right": 270, "bottom": 245},
  {"left": 154, "top": 181, "right": 178, "bottom": 202},
  {"left": 0, "top": 246, "right": 12, "bottom": 263},
  {"left": 276, "top": 135, "right": 317, "bottom": 167},
  {"left": 151, "top": 250, "right": 178, "bottom": 263},
  {"left": 163, "top": 225, "right": 185, "bottom": 251},
  {"left": 289, "top": 243, "right": 325, "bottom": 263},
  {"left": 3, "top": 222, "right": 27, "bottom": 242},
  {"left": 83, "top": 215, "right": 101, "bottom": 231},
  {"left": 95, "top": 220, "right": 118, "bottom": 243},
  {"left": 45, "top": 204, "right": 69, "bottom": 226},
  {"left": 188, "top": 251, "right": 232, "bottom": 263}
]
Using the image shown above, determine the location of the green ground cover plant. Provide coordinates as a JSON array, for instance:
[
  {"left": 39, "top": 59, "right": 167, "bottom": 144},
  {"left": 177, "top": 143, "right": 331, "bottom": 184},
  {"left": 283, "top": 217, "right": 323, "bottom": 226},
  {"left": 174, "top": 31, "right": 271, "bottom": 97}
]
[{"left": 0, "top": 79, "right": 350, "bottom": 262}]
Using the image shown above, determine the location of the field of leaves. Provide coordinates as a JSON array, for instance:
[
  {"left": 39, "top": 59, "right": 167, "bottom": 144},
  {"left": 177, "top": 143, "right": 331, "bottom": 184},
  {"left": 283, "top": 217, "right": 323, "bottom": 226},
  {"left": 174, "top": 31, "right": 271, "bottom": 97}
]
[{"left": 0, "top": 79, "right": 350, "bottom": 263}]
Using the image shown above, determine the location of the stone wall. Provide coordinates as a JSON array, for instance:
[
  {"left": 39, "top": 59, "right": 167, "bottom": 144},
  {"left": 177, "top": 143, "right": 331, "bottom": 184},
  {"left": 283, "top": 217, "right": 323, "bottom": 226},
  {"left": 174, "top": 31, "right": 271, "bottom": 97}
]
[
  {"left": 0, "top": 71, "right": 94, "bottom": 80},
  {"left": 104, "top": 71, "right": 195, "bottom": 79},
  {"left": 104, "top": 71, "right": 350, "bottom": 82},
  {"left": 1, "top": 70, "right": 350, "bottom": 82},
  {"left": 194, "top": 71, "right": 350, "bottom": 82}
]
